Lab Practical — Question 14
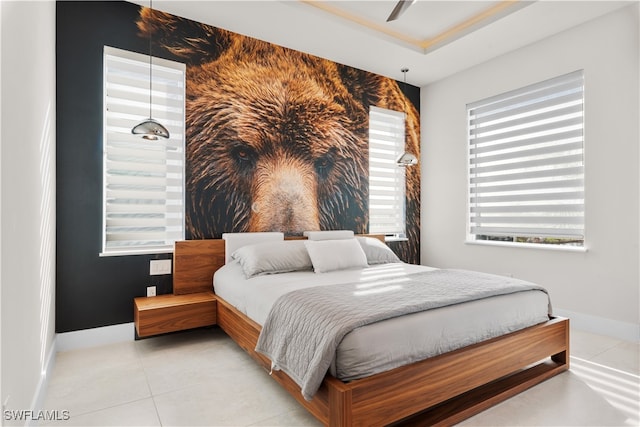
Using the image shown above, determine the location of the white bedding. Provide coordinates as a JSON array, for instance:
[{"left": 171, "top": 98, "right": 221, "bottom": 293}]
[{"left": 213, "top": 261, "right": 550, "bottom": 381}]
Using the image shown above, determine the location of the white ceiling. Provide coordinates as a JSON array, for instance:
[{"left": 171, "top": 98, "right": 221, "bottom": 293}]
[{"left": 140, "top": 0, "right": 634, "bottom": 86}]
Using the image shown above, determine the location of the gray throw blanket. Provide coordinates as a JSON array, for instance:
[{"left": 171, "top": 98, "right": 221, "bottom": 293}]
[{"left": 255, "top": 269, "right": 549, "bottom": 401}]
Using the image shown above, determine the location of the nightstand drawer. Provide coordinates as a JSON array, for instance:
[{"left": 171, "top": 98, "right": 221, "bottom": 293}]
[{"left": 134, "top": 292, "right": 216, "bottom": 338}]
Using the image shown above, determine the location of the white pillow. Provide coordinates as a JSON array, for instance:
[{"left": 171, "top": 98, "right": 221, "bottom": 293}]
[
  {"left": 356, "top": 236, "right": 401, "bottom": 265},
  {"left": 231, "top": 240, "right": 312, "bottom": 278},
  {"left": 303, "top": 230, "right": 354, "bottom": 241},
  {"left": 222, "top": 232, "right": 284, "bottom": 263},
  {"left": 304, "top": 239, "right": 368, "bottom": 273}
]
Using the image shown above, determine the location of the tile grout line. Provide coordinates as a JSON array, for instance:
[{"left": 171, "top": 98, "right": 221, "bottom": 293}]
[{"left": 133, "top": 340, "right": 164, "bottom": 426}]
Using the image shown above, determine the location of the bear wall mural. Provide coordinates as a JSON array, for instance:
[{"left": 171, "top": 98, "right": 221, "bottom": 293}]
[{"left": 137, "top": 8, "right": 420, "bottom": 262}]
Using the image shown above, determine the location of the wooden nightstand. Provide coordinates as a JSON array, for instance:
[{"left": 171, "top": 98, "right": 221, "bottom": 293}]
[{"left": 134, "top": 291, "right": 216, "bottom": 338}]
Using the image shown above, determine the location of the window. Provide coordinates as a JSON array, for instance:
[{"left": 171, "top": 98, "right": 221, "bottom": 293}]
[
  {"left": 102, "top": 46, "right": 186, "bottom": 256},
  {"left": 468, "top": 70, "right": 585, "bottom": 247},
  {"left": 369, "top": 106, "right": 406, "bottom": 238}
]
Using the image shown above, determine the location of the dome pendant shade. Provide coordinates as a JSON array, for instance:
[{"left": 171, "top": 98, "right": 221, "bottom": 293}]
[
  {"left": 397, "top": 152, "right": 418, "bottom": 167},
  {"left": 131, "top": 118, "right": 170, "bottom": 140}
]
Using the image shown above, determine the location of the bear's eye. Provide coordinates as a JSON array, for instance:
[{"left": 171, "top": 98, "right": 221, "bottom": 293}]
[
  {"left": 237, "top": 149, "right": 249, "bottom": 160},
  {"left": 314, "top": 154, "right": 334, "bottom": 180},
  {"left": 231, "top": 145, "right": 256, "bottom": 170}
]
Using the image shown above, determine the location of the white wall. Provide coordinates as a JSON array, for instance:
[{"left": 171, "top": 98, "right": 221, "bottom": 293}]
[
  {"left": 421, "top": 4, "right": 639, "bottom": 341},
  {"left": 0, "top": 1, "right": 57, "bottom": 422}
]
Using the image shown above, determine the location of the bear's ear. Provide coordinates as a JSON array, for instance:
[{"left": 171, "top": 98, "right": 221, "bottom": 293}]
[
  {"left": 337, "top": 65, "right": 412, "bottom": 115},
  {"left": 336, "top": 65, "right": 386, "bottom": 107},
  {"left": 137, "top": 7, "right": 232, "bottom": 65}
]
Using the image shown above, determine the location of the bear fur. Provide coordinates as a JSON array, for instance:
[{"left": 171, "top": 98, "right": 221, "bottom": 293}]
[{"left": 137, "top": 8, "right": 420, "bottom": 262}]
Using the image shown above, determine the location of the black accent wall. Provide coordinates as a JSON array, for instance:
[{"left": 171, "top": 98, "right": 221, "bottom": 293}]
[{"left": 56, "top": 1, "right": 174, "bottom": 333}]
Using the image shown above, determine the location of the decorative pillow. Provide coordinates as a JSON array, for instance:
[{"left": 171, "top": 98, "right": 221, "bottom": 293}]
[
  {"left": 303, "top": 230, "right": 354, "bottom": 241},
  {"left": 356, "top": 236, "right": 401, "bottom": 265},
  {"left": 304, "top": 238, "right": 368, "bottom": 273},
  {"left": 231, "top": 240, "right": 312, "bottom": 278},
  {"left": 222, "top": 232, "right": 284, "bottom": 263}
]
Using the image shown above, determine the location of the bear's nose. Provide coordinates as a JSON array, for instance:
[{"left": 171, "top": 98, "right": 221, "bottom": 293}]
[{"left": 247, "top": 160, "right": 320, "bottom": 233}]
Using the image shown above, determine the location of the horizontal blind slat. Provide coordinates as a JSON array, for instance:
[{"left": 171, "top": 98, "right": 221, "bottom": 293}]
[
  {"left": 470, "top": 215, "right": 584, "bottom": 225},
  {"left": 470, "top": 190, "right": 584, "bottom": 204},
  {"left": 470, "top": 129, "right": 582, "bottom": 155},
  {"left": 470, "top": 178, "right": 584, "bottom": 194},
  {"left": 470, "top": 166, "right": 584, "bottom": 184},
  {"left": 469, "top": 141, "right": 583, "bottom": 166},
  {"left": 470, "top": 117, "right": 583, "bottom": 146},
  {"left": 471, "top": 203, "right": 583, "bottom": 214},
  {"left": 470, "top": 153, "right": 583, "bottom": 175},
  {"left": 470, "top": 226, "right": 584, "bottom": 238}
]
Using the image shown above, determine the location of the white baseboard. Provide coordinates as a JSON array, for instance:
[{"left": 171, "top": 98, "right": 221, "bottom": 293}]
[
  {"left": 27, "top": 341, "right": 57, "bottom": 427},
  {"left": 554, "top": 308, "right": 640, "bottom": 343},
  {"left": 56, "top": 322, "right": 135, "bottom": 352}
]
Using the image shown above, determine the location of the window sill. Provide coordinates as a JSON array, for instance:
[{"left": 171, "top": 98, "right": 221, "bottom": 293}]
[
  {"left": 465, "top": 240, "right": 587, "bottom": 253},
  {"left": 384, "top": 235, "right": 409, "bottom": 243},
  {"left": 99, "top": 247, "right": 174, "bottom": 257}
]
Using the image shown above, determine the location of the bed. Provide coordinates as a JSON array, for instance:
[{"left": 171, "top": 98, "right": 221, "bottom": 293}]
[{"left": 172, "top": 233, "right": 569, "bottom": 426}]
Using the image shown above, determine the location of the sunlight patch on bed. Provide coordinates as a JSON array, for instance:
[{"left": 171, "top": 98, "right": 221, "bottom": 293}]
[
  {"left": 358, "top": 264, "right": 408, "bottom": 281},
  {"left": 353, "top": 285, "right": 402, "bottom": 296},
  {"left": 355, "top": 277, "right": 411, "bottom": 289},
  {"left": 361, "top": 264, "right": 406, "bottom": 273},
  {"left": 358, "top": 271, "right": 408, "bottom": 281}
]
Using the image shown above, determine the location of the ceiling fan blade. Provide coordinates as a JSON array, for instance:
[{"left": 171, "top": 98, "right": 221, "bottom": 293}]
[{"left": 386, "top": 0, "right": 417, "bottom": 22}]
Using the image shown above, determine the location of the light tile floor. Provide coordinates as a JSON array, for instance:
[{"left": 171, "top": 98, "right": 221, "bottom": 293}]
[{"left": 42, "top": 327, "right": 639, "bottom": 426}]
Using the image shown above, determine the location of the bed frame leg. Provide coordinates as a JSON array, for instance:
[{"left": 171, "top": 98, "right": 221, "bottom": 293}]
[
  {"left": 551, "top": 318, "right": 570, "bottom": 368},
  {"left": 328, "top": 382, "right": 352, "bottom": 427}
]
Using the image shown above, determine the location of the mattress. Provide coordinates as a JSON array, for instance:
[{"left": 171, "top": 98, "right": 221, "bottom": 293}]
[{"left": 213, "top": 261, "right": 550, "bottom": 381}]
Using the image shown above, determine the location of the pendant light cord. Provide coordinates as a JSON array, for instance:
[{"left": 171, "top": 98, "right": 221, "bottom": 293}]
[
  {"left": 131, "top": 0, "right": 170, "bottom": 139},
  {"left": 149, "top": 0, "right": 153, "bottom": 119},
  {"left": 401, "top": 68, "right": 408, "bottom": 118}
]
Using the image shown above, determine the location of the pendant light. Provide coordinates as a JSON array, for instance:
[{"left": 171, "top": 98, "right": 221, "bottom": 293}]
[
  {"left": 397, "top": 151, "right": 418, "bottom": 167},
  {"left": 397, "top": 67, "right": 417, "bottom": 167},
  {"left": 131, "top": 1, "right": 170, "bottom": 140}
]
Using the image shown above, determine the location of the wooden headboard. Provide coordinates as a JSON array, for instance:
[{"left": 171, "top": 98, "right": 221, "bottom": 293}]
[
  {"left": 173, "top": 239, "right": 225, "bottom": 295},
  {"left": 172, "top": 234, "right": 385, "bottom": 295}
]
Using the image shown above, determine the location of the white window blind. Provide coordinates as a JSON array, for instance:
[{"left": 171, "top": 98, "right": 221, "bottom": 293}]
[
  {"left": 369, "top": 106, "right": 406, "bottom": 236},
  {"left": 102, "top": 46, "right": 186, "bottom": 256},
  {"left": 468, "top": 70, "right": 585, "bottom": 245}
]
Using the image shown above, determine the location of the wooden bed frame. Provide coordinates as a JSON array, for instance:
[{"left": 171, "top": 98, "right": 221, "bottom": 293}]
[{"left": 173, "top": 237, "right": 570, "bottom": 427}]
